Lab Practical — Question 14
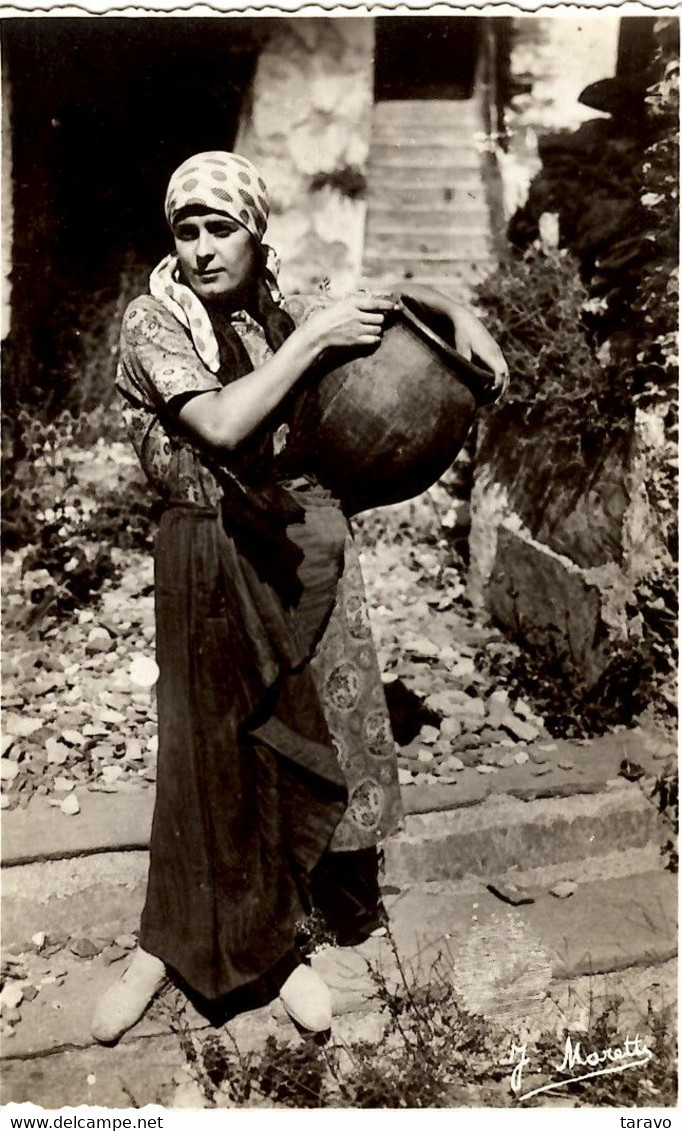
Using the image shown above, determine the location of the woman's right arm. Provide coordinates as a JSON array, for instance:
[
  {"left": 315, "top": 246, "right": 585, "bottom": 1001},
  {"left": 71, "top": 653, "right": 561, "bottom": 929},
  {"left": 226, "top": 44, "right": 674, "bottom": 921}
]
[{"left": 177, "top": 294, "right": 395, "bottom": 452}]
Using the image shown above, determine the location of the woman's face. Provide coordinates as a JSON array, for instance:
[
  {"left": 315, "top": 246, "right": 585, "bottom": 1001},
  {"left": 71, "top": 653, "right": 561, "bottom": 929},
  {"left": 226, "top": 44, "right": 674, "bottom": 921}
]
[{"left": 172, "top": 211, "right": 258, "bottom": 305}]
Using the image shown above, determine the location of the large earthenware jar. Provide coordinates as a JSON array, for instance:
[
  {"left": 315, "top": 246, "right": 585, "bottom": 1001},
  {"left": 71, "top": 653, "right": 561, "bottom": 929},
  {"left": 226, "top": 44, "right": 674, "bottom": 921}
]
[{"left": 280, "top": 293, "right": 499, "bottom": 516}]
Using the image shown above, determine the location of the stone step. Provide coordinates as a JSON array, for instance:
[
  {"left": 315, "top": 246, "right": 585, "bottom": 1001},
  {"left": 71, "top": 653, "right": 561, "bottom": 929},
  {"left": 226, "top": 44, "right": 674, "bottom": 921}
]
[
  {"left": 370, "top": 143, "right": 483, "bottom": 169},
  {"left": 374, "top": 99, "right": 483, "bottom": 126},
  {"left": 366, "top": 182, "right": 489, "bottom": 209},
  {"left": 371, "top": 124, "right": 488, "bottom": 146},
  {"left": 367, "top": 165, "right": 484, "bottom": 190},
  {"left": 4, "top": 955, "right": 676, "bottom": 1109},
  {"left": 5, "top": 732, "right": 664, "bottom": 868},
  {"left": 360, "top": 271, "right": 488, "bottom": 300},
  {"left": 370, "top": 151, "right": 483, "bottom": 175},
  {"left": 3, "top": 741, "right": 670, "bottom": 951},
  {"left": 363, "top": 256, "right": 496, "bottom": 285},
  {"left": 366, "top": 206, "right": 492, "bottom": 230},
  {"left": 385, "top": 785, "right": 666, "bottom": 885},
  {"left": 365, "top": 228, "right": 494, "bottom": 259},
  {"left": 2, "top": 863, "right": 675, "bottom": 1107}
]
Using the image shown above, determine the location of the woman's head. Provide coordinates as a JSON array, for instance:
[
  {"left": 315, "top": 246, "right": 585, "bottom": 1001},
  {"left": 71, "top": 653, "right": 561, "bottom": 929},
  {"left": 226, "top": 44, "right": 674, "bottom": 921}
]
[{"left": 165, "top": 152, "right": 270, "bottom": 306}]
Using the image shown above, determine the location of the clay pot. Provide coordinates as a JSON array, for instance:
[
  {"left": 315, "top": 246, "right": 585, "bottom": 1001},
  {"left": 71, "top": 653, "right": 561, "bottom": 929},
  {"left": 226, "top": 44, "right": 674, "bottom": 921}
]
[{"left": 281, "top": 293, "right": 498, "bottom": 516}]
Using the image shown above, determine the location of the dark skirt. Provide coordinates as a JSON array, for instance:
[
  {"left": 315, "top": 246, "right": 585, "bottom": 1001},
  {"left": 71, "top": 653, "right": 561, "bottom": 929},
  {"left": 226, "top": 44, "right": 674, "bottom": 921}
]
[{"left": 140, "top": 491, "right": 400, "bottom": 1001}]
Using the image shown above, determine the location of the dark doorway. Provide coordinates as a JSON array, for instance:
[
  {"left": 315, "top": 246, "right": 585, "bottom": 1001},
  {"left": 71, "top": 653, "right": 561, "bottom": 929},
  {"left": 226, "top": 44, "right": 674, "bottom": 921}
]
[
  {"left": 374, "top": 16, "right": 481, "bottom": 101},
  {"left": 2, "top": 17, "right": 262, "bottom": 412}
]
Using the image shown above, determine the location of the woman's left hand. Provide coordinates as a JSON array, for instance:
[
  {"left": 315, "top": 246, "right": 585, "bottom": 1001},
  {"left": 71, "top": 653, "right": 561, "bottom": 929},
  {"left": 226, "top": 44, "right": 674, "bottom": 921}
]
[{"left": 450, "top": 306, "right": 509, "bottom": 398}]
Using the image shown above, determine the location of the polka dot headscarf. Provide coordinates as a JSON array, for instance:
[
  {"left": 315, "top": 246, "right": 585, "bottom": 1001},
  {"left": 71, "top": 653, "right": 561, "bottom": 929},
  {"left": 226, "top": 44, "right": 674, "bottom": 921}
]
[
  {"left": 149, "top": 151, "right": 280, "bottom": 375},
  {"left": 164, "top": 151, "right": 270, "bottom": 241}
]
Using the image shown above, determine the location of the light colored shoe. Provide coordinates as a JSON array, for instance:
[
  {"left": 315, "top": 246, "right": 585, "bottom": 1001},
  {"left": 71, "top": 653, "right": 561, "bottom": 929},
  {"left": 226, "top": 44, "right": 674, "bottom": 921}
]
[
  {"left": 279, "top": 964, "right": 332, "bottom": 1032},
  {"left": 91, "top": 946, "right": 167, "bottom": 1044}
]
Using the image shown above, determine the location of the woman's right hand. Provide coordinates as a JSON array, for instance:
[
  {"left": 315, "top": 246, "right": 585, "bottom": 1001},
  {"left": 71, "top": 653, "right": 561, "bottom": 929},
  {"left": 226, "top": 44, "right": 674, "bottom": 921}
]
[{"left": 300, "top": 293, "right": 397, "bottom": 357}]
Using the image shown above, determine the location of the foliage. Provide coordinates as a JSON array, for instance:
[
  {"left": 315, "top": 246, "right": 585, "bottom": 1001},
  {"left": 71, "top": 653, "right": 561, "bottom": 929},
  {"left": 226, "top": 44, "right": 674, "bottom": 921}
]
[
  {"left": 309, "top": 166, "right": 367, "bottom": 200},
  {"left": 651, "top": 763, "right": 679, "bottom": 873},
  {"left": 473, "top": 21, "right": 678, "bottom": 726},
  {"left": 173, "top": 930, "right": 676, "bottom": 1109},
  {"left": 2, "top": 407, "right": 156, "bottom": 624}
]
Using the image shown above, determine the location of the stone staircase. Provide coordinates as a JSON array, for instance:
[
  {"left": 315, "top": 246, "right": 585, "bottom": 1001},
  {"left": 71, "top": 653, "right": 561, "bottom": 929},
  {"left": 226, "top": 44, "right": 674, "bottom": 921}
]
[
  {"left": 361, "top": 98, "right": 498, "bottom": 299},
  {"left": 2, "top": 730, "right": 677, "bottom": 1107}
]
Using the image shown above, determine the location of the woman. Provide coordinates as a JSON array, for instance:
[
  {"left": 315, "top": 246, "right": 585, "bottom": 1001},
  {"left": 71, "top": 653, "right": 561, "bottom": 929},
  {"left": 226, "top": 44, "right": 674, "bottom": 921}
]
[{"left": 93, "top": 151, "right": 507, "bottom": 1044}]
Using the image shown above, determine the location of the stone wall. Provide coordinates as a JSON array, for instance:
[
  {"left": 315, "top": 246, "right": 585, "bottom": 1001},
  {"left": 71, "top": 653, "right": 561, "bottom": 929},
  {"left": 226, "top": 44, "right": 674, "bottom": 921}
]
[
  {"left": 469, "top": 406, "right": 668, "bottom": 690},
  {"left": 235, "top": 18, "right": 375, "bottom": 298}
]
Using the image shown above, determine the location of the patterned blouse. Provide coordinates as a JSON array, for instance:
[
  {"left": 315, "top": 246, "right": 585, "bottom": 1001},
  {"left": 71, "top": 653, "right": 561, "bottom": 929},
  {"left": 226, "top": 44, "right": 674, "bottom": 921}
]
[{"left": 116, "top": 295, "right": 285, "bottom": 508}]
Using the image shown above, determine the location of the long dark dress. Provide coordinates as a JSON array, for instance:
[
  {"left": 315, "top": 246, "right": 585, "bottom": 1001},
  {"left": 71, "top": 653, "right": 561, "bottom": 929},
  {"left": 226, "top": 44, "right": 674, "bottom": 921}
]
[{"left": 116, "top": 296, "right": 402, "bottom": 1000}]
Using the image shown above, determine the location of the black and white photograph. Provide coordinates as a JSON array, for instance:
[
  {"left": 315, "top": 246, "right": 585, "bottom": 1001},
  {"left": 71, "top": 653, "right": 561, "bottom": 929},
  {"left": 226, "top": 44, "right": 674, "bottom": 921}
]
[{"left": 0, "top": 8, "right": 678, "bottom": 1116}]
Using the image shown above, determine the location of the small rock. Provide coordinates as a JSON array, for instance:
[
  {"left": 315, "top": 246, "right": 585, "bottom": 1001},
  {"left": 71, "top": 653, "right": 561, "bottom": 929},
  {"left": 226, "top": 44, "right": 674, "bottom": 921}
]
[
  {"left": 2, "top": 715, "right": 43, "bottom": 739},
  {"left": 487, "top": 881, "right": 534, "bottom": 906},
  {"left": 86, "top": 627, "right": 115, "bottom": 655},
  {"left": 481, "top": 750, "right": 500, "bottom": 766},
  {"left": 486, "top": 693, "right": 510, "bottom": 728},
  {"left": 419, "top": 725, "right": 440, "bottom": 745},
  {"left": 439, "top": 718, "right": 462, "bottom": 740},
  {"left": 1, "top": 735, "right": 16, "bottom": 757},
  {"left": 530, "top": 751, "right": 549, "bottom": 765},
  {"left": 22, "top": 985, "right": 39, "bottom": 1002},
  {"left": 102, "top": 765, "right": 124, "bottom": 784},
  {"left": 441, "top": 755, "right": 465, "bottom": 772},
  {"left": 417, "top": 748, "right": 434, "bottom": 765},
  {"left": 532, "top": 765, "right": 552, "bottom": 776},
  {"left": 3, "top": 1006, "right": 22, "bottom": 1025},
  {"left": 61, "top": 730, "right": 85, "bottom": 747},
  {"left": 53, "top": 776, "right": 75, "bottom": 793},
  {"left": 102, "top": 944, "right": 128, "bottom": 966},
  {"left": 82, "top": 724, "right": 110, "bottom": 738},
  {"left": 45, "top": 739, "right": 69, "bottom": 765},
  {"left": 99, "top": 708, "right": 126, "bottom": 725},
  {"left": 398, "top": 768, "right": 414, "bottom": 786},
  {"left": 31, "top": 931, "right": 46, "bottom": 951},
  {"left": 114, "top": 934, "right": 137, "bottom": 951},
  {"left": 538, "top": 743, "right": 557, "bottom": 752},
  {"left": 550, "top": 881, "right": 577, "bottom": 900},
  {"left": 558, "top": 761, "right": 574, "bottom": 771},
  {"left": 513, "top": 751, "right": 530, "bottom": 766},
  {"left": 450, "top": 658, "right": 476, "bottom": 682},
  {"left": 0, "top": 795, "right": 12, "bottom": 810},
  {"left": 0, "top": 983, "right": 24, "bottom": 1009},
  {"left": 476, "top": 765, "right": 498, "bottom": 775},
  {"left": 70, "top": 938, "right": 103, "bottom": 959},
  {"left": 497, "top": 752, "right": 517, "bottom": 769},
  {"left": 123, "top": 739, "right": 143, "bottom": 762},
  {"left": 147, "top": 736, "right": 159, "bottom": 756},
  {"left": 87, "top": 1074, "right": 97, "bottom": 1086},
  {"left": 60, "top": 793, "right": 80, "bottom": 816},
  {"left": 0, "top": 761, "right": 19, "bottom": 782},
  {"left": 460, "top": 697, "right": 486, "bottom": 722},
  {"left": 407, "top": 636, "right": 439, "bottom": 659},
  {"left": 128, "top": 655, "right": 160, "bottom": 689},
  {"left": 502, "top": 715, "right": 540, "bottom": 743}
]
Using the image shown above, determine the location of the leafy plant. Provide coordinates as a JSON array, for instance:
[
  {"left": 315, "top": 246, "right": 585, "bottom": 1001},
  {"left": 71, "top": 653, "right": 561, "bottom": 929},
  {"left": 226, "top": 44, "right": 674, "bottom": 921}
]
[
  {"left": 171, "top": 924, "right": 677, "bottom": 1109},
  {"left": 2, "top": 406, "right": 156, "bottom": 624}
]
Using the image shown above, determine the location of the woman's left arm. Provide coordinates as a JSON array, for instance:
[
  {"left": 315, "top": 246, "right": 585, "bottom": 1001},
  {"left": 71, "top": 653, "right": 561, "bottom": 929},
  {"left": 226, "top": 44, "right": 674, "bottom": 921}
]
[{"left": 399, "top": 283, "right": 509, "bottom": 397}]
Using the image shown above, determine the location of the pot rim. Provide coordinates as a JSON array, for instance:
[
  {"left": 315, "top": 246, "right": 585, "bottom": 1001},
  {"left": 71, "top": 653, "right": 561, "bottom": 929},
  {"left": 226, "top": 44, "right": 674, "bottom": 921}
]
[{"left": 395, "top": 293, "right": 500, "bottom": 406}]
